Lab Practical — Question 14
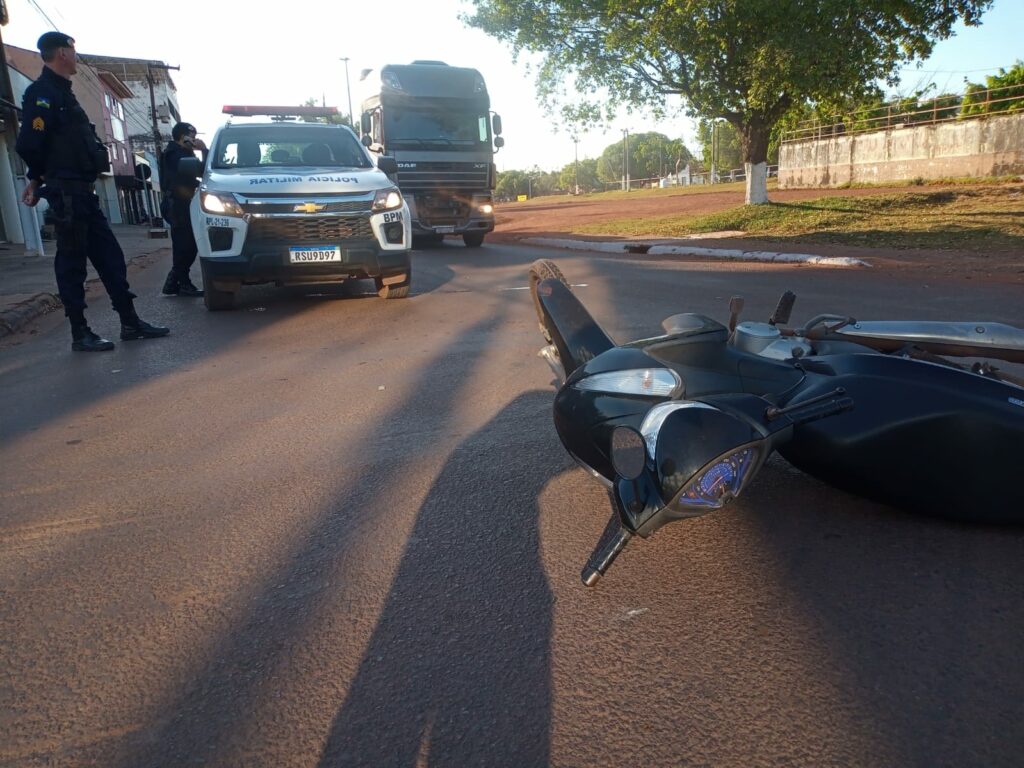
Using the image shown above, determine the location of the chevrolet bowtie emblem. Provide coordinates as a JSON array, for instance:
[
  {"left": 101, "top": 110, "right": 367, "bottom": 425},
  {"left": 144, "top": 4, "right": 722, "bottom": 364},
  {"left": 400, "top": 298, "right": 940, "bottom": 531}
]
[{"left": 294, "top": 203, "right": 326, "bottom": 213}]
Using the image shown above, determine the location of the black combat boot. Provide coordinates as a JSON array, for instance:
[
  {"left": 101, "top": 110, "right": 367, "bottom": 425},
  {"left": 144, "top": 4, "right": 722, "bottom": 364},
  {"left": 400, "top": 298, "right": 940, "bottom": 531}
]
[
  {"left": 177, "top": 274, "right": 204, "bottom": 297},
  {"left": 118, "top": 304, "right": 170, "bottom": 341},
  {"left": 70, "top": 319, "right": 115, "bottom": 352},
  {"left": 161, "top": 270, "right": 180, "bottom": 295}
]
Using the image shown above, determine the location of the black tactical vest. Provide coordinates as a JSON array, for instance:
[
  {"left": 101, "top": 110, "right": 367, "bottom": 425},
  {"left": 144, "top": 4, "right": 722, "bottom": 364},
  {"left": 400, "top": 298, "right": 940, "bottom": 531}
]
[{"left": 45, "top": 101, "right": 111, "bottom": 182}]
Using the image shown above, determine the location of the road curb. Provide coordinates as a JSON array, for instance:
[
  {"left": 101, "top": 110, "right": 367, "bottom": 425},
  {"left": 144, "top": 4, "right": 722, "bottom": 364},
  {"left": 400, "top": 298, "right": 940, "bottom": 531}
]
[
  {"left": 522, "top": 237, "right": 871, "bottom": 268},
  {"left": 0, "top": 243, "right": 170, "bottom": 340},
  {"left": 0, "top": 292, "right": 62, "bottom": 338}
]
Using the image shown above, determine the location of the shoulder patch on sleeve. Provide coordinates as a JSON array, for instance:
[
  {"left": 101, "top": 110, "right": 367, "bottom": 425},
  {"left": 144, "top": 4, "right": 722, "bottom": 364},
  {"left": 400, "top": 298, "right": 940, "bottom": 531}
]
[
  {"left": 32, "top": 116, "right": 45, "bottom": 131},
  {"left": 35, "top": 97, "right": 51, "bottom": 108}
]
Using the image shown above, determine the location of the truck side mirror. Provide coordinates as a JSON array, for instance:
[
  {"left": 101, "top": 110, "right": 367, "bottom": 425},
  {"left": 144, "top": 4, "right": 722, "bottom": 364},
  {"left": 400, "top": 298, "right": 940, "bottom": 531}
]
[
  {"left": 361, "top": 135, "right": 373, "bottom": 147},
  {"left": 361, "top": 112, "right": 371, "bottom": 135},
  {"left": 492, "top": 114, "right": 503, "bottom": 136},
  {"left": 377, "top": 155, "right": 398, "bottom": 178},
  {"left": 494, "top": 136, "right": 505, "bottom": 149}
]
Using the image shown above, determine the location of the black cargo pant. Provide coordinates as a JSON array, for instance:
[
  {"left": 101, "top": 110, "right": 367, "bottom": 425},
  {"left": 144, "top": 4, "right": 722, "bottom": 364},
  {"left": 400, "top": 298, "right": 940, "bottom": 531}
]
[
  {"left": 170, "top": 198, "right": 198, "bottom": 277},
  {"left": 46, "top": 187, "right": 135, "bottom": 321}
]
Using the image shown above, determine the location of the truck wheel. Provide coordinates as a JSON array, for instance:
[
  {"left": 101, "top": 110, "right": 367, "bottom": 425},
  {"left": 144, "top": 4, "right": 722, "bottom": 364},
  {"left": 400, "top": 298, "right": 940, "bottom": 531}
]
[
  {"left": 528, "top": 259, "right": 570, "bottom": 343},
  {"left": 375, "top": 274, "right": 411, "bottom": 299},
  {"left": 201, "top": 263, "right": 235, "bottom": 311},
  {"left": 463, "top": 232, "right": 485, "bottom": 248}
]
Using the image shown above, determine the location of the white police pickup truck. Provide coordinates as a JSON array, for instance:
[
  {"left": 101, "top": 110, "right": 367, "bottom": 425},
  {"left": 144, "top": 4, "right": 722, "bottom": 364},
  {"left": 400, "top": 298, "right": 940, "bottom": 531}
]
[{"left": 186, "top": 106, "right": 412, "bottom": 310}]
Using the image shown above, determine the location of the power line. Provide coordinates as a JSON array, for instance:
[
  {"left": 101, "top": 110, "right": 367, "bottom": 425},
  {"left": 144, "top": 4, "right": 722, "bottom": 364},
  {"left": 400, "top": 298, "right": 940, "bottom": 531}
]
[
  {"left": 898, "top": 66, "right": 1009, "bottom": 74},
  {"left": 23, "top": 0, "right": 58, "bottom": 30},
  {"left": 18, "top": 0, "right": 175, "bottom": 144}
]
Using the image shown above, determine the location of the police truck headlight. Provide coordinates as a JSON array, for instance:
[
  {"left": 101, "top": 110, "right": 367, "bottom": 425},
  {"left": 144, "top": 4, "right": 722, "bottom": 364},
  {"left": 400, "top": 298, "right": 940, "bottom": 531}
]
[
  {"left": 372, "top": 188, "right": 403, "bottom": 212},
  {"left": 200, "top": 192, "right": 244, "bottom": 216}
]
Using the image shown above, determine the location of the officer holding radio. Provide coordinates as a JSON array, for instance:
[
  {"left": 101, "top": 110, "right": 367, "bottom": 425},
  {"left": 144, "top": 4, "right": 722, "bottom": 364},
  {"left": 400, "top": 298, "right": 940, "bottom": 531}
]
[{"left": 16, "top": 31, "right": 169, "bottom": 352}]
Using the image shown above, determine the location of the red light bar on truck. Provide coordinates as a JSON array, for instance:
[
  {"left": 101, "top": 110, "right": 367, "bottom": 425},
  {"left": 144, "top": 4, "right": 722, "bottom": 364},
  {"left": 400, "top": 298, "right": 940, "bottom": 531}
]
[{"left": 222, "top": 105, "right": 340, "bottom": 118}]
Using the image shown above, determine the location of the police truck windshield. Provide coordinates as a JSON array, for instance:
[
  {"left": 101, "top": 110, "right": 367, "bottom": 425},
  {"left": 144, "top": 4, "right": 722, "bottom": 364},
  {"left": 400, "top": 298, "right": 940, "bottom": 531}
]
[
  {"left": 383, "top": 109, "right": 490, "bottom": 150},
  {"left": 212, "top": 126, "right": 372, "bottom": 170}
]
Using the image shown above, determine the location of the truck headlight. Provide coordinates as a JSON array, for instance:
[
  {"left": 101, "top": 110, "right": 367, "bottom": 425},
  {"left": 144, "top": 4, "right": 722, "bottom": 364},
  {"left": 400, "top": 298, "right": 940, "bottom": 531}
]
[
  {"left": 372, "top": 188, "right": 403, "bottom": 212},
  {"left": 479, "top": 203, "right": 494, "bottom": 215},
  {"left": 200, "top": 192, "right": 243, "bottom": 216}
]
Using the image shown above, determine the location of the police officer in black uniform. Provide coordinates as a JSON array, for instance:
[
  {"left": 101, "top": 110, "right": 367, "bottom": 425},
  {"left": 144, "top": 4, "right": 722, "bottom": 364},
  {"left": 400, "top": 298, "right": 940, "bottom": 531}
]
[
  {"left": 159, "top": 121, "right": 205, "bottom": 296},
  {"left": 16, "top": 31, "right": 169, "bottom": 352}
]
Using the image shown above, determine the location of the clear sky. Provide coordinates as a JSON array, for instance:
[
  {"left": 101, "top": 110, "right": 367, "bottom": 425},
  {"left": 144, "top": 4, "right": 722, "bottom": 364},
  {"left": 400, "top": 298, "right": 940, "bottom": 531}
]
[{"left": 3, "top": 0, "right": 1021, "bottom": 173}]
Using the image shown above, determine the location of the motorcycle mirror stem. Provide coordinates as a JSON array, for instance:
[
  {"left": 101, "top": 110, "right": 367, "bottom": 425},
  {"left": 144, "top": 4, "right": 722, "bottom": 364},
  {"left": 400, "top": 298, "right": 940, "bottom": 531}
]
[{"left": 581, "top": 516, "right": 633, "bottom": 587}]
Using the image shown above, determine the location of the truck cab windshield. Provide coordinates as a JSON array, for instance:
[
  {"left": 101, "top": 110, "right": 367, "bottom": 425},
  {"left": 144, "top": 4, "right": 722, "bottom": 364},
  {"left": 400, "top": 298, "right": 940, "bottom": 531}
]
[
  {"left": 212, "top": 126, "right": 373, "bottom": 170},
  {"left": 384, "top": 109, "right": 490, "bottom": 150}
]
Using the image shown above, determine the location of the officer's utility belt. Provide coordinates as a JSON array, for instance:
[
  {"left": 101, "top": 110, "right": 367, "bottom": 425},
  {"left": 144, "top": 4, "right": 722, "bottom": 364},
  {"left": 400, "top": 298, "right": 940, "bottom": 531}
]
[{"left": 47, "top": 179, "right": 95, "bottom": 194}]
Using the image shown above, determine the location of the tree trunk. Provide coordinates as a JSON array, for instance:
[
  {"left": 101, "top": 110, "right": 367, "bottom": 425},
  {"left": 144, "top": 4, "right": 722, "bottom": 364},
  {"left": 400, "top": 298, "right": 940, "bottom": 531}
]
[{"left": 738, "top": 119, "right": 772, "bottom": 205}]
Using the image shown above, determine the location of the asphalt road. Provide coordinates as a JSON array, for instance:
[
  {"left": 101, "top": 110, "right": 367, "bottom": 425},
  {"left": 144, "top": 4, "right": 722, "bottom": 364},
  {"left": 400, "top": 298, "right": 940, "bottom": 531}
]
[{"left": 2, "top": 242, "right": 1023, "bottom": 767}]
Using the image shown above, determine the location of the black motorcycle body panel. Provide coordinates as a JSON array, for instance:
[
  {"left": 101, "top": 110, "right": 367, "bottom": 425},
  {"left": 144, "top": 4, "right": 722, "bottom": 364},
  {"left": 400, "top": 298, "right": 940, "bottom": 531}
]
[{"left": 779, "top": 353, "right": 1024, "bottom": 522}]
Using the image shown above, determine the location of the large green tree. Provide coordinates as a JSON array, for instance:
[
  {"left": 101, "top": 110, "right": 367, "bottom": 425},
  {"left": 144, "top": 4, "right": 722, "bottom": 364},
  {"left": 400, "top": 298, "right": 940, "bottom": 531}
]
[
  {"left": 465, "top": 0, "right": 993, "bottom": 204},
  {"left": 559, "top": 157, "right": 601, "bottom": 193},
  {"left": 594, "top": 132, "right": 692, "bottom": 186}
]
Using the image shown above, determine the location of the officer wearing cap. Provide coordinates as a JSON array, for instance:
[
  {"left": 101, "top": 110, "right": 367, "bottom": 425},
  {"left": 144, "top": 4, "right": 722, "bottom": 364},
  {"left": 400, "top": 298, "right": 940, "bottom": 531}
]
[
  {"left": 16, "top": 31, "right": 169, "bottom": 352},
  {"left": 159, "top": 121, "right": 206, "bottom": 296}
]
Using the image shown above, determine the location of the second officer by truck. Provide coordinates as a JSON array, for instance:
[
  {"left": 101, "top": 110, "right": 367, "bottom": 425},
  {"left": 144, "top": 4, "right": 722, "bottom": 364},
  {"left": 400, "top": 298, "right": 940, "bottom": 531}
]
[{"left": 160, "top": 121, "right": 206, "bottom": 297}]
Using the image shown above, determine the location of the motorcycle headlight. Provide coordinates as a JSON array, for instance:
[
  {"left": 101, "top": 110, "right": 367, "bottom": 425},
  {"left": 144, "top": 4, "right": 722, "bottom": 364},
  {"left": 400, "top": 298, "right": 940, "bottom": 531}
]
[
  {"left": 372, "top": 188, "right": 403, "bottom": 212},
  {"left": 200, "top": 191, "right": 243, "bottom": 216},
  {"left": 573, "top": 368, "right": 681, "bottom": 399}
]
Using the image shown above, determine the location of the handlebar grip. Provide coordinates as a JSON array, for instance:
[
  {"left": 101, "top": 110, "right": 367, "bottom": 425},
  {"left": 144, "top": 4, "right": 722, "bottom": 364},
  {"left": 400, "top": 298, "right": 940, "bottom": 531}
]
[{"left": 766, "top": 387, "right": 854, "bottom": 425}]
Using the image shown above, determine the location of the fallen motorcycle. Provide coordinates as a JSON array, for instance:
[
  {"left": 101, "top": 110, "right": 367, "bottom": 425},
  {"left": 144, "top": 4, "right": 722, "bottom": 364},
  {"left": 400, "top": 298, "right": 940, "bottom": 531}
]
[{"left": 528, "top": 259, "right": 1024, "bottom": 585}]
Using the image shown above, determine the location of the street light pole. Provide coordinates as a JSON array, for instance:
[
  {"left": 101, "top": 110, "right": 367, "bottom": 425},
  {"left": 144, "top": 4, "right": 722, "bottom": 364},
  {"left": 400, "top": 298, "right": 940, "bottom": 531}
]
[
  {"left": 622, "top": 129, "right": 630, "bottom": 191},
  {"left": 572, "top": 136, "right": 579, "bottom": 194},
  {"left": 339, "top": 57, "right": 353, "bottom": 127}
]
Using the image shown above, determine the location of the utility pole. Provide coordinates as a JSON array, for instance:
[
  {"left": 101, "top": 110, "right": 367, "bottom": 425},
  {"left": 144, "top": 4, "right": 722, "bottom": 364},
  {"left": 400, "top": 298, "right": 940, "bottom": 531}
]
[
  {"left": 144, "top": 63, "right": 178, "bottom": 228},
  {"left": 572, "top": 136, "right": 579, "bottom": 194},
  {"left": 711, "top": 120, "right": 718, "bottom": 184},
  {"left": 145, "top": 63, "right": 179, "bottom": 156},
  {"left": 621, "top": 129, "right": 630, "bottom": 191},
  {"left": 339, "top": 57, "right": 353, "bottom": 127}
]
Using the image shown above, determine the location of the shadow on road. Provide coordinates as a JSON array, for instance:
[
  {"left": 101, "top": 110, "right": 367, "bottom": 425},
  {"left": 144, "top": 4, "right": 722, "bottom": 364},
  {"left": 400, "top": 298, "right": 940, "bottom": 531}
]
[{"left": 316, "top": 390, "right": 560, "bottom": 767}]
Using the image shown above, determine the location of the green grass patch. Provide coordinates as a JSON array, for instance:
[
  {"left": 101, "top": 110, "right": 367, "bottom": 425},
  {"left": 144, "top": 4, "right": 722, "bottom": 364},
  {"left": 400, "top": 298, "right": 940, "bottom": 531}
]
[{"left": 574, "top": 184, "right": 1024, "bottom": 251}]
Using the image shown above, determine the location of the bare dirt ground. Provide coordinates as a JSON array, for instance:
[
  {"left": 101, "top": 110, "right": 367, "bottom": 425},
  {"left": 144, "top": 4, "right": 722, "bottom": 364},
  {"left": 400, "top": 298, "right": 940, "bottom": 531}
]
[{"left": 490, "top": 186, "right": 1024, "bottom": 285}]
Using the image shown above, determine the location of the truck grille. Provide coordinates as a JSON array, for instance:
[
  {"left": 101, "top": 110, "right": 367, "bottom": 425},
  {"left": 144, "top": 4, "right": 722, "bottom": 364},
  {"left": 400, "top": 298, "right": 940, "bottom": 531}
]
[
  {"left": 249, "top": 216, "right": 373, "bottom": 242},
  {"left": 397, "top": 162, "right": 489, "bottom": 192}
]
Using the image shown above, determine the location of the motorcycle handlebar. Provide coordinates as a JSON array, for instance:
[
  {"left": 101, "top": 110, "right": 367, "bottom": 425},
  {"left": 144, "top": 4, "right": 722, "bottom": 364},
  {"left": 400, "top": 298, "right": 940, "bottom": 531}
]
[{"left": 766, "top": 387, "right": 854, "bottom": 425}]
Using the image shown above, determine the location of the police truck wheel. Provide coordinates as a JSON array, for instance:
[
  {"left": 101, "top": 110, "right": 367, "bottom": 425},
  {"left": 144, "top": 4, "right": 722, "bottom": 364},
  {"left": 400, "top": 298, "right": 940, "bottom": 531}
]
[
  {"left": 376, "top": 275, "right": 410, "bottom": 299},
  {"left": 201, "top": 263, "right": 235, "bottom": 311},
  {"left": 463, "top": 232, "right": 485, "bottom": 248}
]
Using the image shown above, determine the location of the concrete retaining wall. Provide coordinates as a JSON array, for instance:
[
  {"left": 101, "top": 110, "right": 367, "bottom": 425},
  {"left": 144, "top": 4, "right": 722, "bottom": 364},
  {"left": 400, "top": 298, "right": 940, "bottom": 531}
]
[{"left": 779, "top": 113, "right": 1024, "bottom": 188}]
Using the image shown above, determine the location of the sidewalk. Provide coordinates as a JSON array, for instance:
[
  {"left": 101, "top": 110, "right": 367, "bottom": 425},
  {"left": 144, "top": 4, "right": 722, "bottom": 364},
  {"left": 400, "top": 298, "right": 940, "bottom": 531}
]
[{"left": 0, "top": 224, "right": 170, "bottom": 338}]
